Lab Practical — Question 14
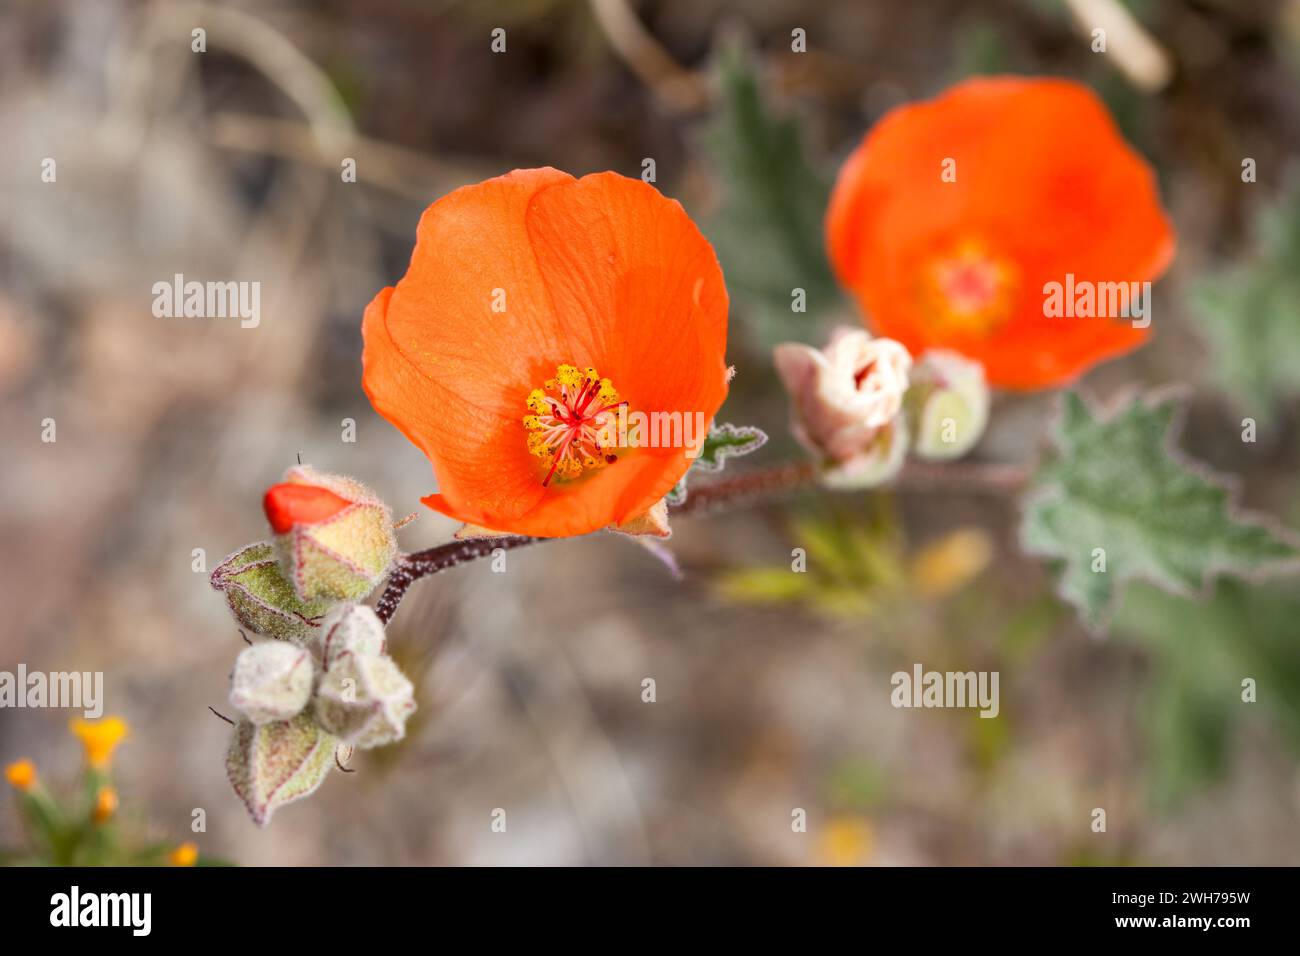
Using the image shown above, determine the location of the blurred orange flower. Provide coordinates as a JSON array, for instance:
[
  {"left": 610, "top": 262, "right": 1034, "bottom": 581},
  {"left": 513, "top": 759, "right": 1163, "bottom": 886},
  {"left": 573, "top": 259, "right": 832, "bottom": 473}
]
[
  {"left": 92, "top": 786, "right": 119, "bottom": 824},
  {"left": 362, "top": 168, "right": 730, "bottom": 537},
  {"left": 826, "top": 76, "right": 1175, "bottom": 390},
  {"left": 4, "top": 759, "right": 36, "bottom": 792},
  {"left": 69, "top": 716, "right": 129, "bottom": 769},
  {"left": 168, "top": 842, "right": 199, "bottom": 866},
  {"left": 817, "top": 815, "right": 875, "bottom": 866}
]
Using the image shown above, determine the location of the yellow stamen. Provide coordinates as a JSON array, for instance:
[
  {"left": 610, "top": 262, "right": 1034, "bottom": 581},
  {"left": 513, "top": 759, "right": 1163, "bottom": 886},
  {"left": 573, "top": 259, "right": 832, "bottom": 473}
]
[
  {"left": 522, "top": 363, "right": 627, "bottom": 485},
  {"left": 920, "top": 239, "right": 1018, "bottom": 336}
]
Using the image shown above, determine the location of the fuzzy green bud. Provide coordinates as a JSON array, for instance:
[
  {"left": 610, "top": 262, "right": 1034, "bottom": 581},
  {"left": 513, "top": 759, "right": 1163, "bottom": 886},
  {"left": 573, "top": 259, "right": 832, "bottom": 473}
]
[
  {"left": 906, "top": 350, "right": 989, "bottom": 460},
  {"left": 264, "top": 465, "right": 398, "bottom": 603},
  {"left": 210, "top": 542, "right": 334, "bottom": 643},
  {"left": 314, "top": 652, "right": 416, "bottom": 749},
  {"left": 318, "top": 603, "right": 386, "bottom": 670},
  {"left": 225, "top": 712, "right": 337, "bottom": 827}
]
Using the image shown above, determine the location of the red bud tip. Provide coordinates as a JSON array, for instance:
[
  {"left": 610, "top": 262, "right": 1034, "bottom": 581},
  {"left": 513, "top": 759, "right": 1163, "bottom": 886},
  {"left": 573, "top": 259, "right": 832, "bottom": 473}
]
[{"left": 263, "top": 482, "right": 352, "bottom": 534}]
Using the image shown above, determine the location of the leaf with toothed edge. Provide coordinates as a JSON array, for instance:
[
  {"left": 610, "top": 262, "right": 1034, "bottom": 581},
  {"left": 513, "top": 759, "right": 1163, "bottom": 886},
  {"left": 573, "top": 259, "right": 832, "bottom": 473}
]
[
  {"left": 1020, "top": 390, "right": 1299, "bottom": 634},
  {"left": 700, "top": 35, "right": 841, "bottom": 347},
  {"left": 667, "top": 422, "right": 769, "bottom": 505}
]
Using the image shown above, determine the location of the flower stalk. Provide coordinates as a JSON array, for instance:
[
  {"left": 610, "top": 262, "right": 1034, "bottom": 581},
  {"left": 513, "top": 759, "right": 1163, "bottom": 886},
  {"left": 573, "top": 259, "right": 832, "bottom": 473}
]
[{"left": 373, "top": 457, "right": 1028, "bottom": 624}]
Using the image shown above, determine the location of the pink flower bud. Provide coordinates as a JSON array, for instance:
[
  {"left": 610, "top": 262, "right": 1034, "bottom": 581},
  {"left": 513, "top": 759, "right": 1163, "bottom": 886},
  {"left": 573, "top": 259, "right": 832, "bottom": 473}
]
[{"left": 773, "top": 329, "right": 912, "bottom": 479}]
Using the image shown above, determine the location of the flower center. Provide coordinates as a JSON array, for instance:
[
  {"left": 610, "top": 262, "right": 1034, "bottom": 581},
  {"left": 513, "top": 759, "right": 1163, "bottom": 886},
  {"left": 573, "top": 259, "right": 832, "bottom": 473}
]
[
  {"left": 524, "top": 364, "right": 627, "bottom": 486},
  {"left": 921, "top": 241, "right": 1018, "bottom": 336}
]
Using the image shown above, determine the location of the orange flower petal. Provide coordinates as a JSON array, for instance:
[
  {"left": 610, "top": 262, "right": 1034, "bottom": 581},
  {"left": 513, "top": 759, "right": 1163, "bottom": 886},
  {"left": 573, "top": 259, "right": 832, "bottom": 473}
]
[
  {"left": 263, "top": 483, "right": 351, "bottom": 534},
  {"left": 827, "top": 76, "right": 1175, "bottom": 390},
  {"left": 363, "top": 169, "right": 729, "bottom": 537}
]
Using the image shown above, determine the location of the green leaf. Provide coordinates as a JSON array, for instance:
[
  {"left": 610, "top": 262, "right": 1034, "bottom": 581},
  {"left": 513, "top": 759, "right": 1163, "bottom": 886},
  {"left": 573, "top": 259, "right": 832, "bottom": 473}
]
[
  {"left": 1188, "top": 182, "right": 1300, "bottom": 421},
  {"left": 666, "top": 422, "right": 767, "bottom": 505},
  {"left": 700, "top": 37, "right": 841, "bottom": 347},
  {"left": 1021, "top": 390, "right": 1298, "bottom": 632},
  {"left": 694, "top": 421, "right": 768, "bottom": 472},
  {"left": 1116, "top": 579, "right": 1300, "bottom": 804}
]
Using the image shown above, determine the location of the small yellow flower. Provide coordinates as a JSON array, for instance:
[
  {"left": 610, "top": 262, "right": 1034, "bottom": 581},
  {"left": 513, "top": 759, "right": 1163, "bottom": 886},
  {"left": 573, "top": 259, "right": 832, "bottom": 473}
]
[
  {"left": 4, "top": 759, "right": 36, "bottom": 792},
  {"left": 69, "top": 716, "right": 130, "bottom": 769},
  {"left": 910, "top": 528, "right": 993, "bottom": 598},
  {"left": 817, "top": 816, "right": 875, "bottom": 867},
  {"left": 92, "top": 786, "right": 119, "bottom": 824},
  {"left": 168, "top": 842, "right": 199, "bottom": 867}
]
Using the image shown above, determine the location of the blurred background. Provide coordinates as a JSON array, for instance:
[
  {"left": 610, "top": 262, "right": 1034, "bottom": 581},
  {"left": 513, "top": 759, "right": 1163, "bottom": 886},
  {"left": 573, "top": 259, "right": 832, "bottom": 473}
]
[{"left": 3, "top": 0, "right": 1300, "bottom": 865}]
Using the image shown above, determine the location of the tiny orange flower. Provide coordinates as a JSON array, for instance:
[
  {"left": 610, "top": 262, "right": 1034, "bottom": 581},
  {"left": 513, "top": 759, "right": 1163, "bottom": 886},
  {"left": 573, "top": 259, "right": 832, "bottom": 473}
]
[
  {"left": 4, "top": 759, "right": 36, "bottom": 792},
  {"left": 69, "top": 716, "right": 129, "bottom": 769},
  {"left": 168, "top": 842, "right": 199, "bottom": 866},
  {"left": 362, "top": 168, "right": 730, "bottom": 537},
  {"left": 92, "top": 786, "right": 119, "bottom": 824},
  {"left": 826, "top": 76, "right": 1175, "bottom": 390}
]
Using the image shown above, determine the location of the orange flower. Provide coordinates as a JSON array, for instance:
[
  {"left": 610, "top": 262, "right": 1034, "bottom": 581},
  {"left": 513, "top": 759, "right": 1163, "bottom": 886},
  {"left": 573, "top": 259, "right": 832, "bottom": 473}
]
[
  {"left": 362, "top": 168, "right": 730, "bottom": 537},
  {"left": 4, "top": 759, "right": 36, "bottom": 792},
  {"left": 826, "top": 76, "right": 1175, "bottom": 390},
  {"left": 168, "top": 842, "right": 199, "bottom": 866},
  {"left": 69, "top": 716, "right": 129, "bottom": 769}
]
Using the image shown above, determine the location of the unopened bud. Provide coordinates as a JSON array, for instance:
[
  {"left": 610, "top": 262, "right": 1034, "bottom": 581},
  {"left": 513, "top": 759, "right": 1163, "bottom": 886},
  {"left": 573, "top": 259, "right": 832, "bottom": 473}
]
[
  {"left": 210, "top": 542, "right": 334, "bottom": 643},
  {"left": 264, "top": 465, "right": 398, "bottom": 603},
  {"left": 906, "top": 350, "right": 989, "bottom": 460},
  {"left": 225, "top": 712, "right": 336, "bottom": 827},
  {"left": 92, "top": 786, "right": 118, "bottom": 824},
  {"left": 773, "top": 329, "right": 912, "bottom": 487},
  {"left": 318, "top": 603, "right": 386, "bottom": 671},
  {"left": 229, "top": 641, "right": 313, "bottom": 725},
  {"left": 315, "top": 652, "right": 416, "bottom": 749}
]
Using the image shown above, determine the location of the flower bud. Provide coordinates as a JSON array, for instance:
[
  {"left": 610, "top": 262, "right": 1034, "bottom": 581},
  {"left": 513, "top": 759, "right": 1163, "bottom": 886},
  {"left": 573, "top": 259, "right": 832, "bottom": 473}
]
[
  {"left": 318, "top": 603, "right": 386, "bottom": 671},
  {"left": 92, "top": 785, "right": 118, "bottom": 824},
  {"left": 314, "top": 652, "right": 416, "bottom": 749},
  {"left": 820, "top": 419, "right": 909, "bottom": 489},
  {"left": 229, "top": 641, "right": 313, "bottom": 725},
  {"left": 773, "top": 329, "right": 912, "bottom": 487},
  {"left": 905, "top": 350, "right": 989, "bottom": 460},
  {"left": 225, "top": 712, "right": 336, "bottom": 827},
  {"left": 264, "top": 465, "right": 398, "bottom": 603},
  {"left": 210, "top": 542, "right": 334, "bottom": 643}
]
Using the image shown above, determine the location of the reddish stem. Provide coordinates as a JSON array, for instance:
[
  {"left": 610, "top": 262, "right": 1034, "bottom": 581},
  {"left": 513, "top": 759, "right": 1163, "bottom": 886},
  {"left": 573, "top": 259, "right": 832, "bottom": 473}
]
[{"left": 373, "top": 458, "right": 1027, "bottom": 624}]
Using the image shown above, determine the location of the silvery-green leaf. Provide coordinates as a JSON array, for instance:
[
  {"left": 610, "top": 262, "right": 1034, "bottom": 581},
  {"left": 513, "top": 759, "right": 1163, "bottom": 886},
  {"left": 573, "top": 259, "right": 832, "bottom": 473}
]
[{"left": 1021, "top": 391, "right": 1297, "bottom": 633}]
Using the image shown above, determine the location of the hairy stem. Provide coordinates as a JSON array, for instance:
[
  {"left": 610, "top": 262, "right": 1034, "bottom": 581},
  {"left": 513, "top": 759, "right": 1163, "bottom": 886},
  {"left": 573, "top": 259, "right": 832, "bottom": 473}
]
[{"left": 373, "top": 458, "right": 1028, "bottom": 623}]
